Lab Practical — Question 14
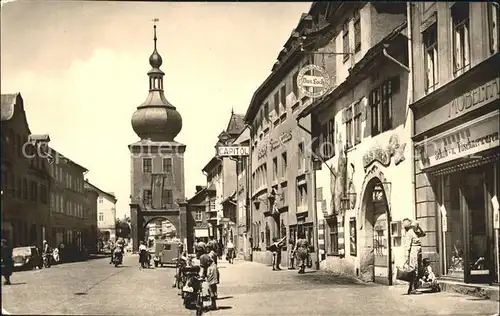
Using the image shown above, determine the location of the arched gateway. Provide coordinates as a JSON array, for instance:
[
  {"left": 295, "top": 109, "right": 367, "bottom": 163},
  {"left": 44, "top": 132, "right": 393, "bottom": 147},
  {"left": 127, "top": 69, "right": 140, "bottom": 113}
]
[
  {"left": 357, "top": 163, "right": 393, "bottom": 285},
  {"left": 128, "top": 21, "right": 188, "bottom": 252}
]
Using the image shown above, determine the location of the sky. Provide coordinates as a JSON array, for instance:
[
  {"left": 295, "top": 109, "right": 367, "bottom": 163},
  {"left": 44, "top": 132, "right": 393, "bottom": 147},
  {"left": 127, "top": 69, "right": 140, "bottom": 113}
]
[{"left": 1, "top": 0, "right": 312, "bottom": 219}]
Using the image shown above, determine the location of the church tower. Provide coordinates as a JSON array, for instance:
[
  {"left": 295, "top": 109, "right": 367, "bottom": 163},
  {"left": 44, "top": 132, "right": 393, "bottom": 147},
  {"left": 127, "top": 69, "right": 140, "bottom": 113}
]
[{"left": 128, "top": 22, "right": 187, "bottom": 251}]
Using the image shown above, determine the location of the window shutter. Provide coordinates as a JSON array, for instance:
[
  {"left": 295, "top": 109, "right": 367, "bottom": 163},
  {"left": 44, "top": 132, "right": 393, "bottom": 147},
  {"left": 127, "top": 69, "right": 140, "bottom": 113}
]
[
  {"left": 361, "top": 98, "right": 367, "bottom": 122},
  {"left": 455, "top": 29, "right": 462, "bottom": 71}
]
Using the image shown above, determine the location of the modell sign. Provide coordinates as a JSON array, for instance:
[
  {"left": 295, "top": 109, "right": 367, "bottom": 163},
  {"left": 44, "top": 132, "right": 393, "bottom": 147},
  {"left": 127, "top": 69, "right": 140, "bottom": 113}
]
[{"left": 218, "top": 146, "right": 249, "bottom": 157}]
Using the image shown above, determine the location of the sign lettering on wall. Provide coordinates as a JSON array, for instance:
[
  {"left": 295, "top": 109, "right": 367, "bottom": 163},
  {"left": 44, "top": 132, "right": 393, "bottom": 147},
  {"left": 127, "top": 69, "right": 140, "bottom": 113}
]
[
  {"left": 417, "top": 111, "right": 499, "bottom": 169},
  {"left": 448, "top": 78, "right": 499, "bottom": 118},
  {"left": 415, "top": 77, "right": 499, "bottom": 135}
]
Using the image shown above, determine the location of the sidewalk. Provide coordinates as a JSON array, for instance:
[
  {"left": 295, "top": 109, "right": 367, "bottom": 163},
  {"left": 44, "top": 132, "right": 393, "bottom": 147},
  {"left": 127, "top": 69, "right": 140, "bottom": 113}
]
[{"left": 211, "top": 259, "right": 500, "bottom": 316}]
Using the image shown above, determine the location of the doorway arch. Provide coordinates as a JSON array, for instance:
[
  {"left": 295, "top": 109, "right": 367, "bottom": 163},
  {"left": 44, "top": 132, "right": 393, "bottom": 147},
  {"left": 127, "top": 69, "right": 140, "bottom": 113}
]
[{"left": 358, "top": 164, "right": 393, "bottom": 285}]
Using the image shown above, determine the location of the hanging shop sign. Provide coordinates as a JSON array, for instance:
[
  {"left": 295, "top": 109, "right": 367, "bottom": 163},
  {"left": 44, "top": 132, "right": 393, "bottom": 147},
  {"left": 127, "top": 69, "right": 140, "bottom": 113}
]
[
  {"left": 417, "top": 111, "right": 499, "bottom": 169},
  {"left": 194, "top": 227, "right": 209, "bottom": 238},
  {"left": 297, "top": 64, "right": 331, "bottom": 98}
]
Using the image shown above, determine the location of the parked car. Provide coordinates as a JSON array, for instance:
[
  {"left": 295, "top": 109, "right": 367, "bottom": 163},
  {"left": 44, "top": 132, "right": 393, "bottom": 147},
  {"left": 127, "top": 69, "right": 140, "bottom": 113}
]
[{"left": 12, "top": 246, "right": 42, "bottom": 270}]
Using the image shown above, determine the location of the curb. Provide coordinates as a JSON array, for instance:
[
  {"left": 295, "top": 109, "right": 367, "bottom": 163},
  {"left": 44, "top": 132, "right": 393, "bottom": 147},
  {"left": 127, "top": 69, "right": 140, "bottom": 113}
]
[{"left": 438, "top": 280, "right": 500, "bottom": 301}]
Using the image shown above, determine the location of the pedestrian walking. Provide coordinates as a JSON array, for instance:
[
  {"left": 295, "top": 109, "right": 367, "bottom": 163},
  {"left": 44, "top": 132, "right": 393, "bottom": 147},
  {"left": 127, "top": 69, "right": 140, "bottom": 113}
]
[
  {"left": 288, "top": 238, "right": 296, "bottom": 269},
  {"left": 402, "top": 218, "right": 426, "bottom": 295},
  {"left": 217, "top": 239, "right": 224, "bottom": 260},
  {"left": 226, "top": 240, "right": 235, "bottom": 264},
  {"left": 1, "top": 239, "right": 13, "bottom": 285},
  {"left": 294, "top": 233, "right": 309, "bottom": 274}
]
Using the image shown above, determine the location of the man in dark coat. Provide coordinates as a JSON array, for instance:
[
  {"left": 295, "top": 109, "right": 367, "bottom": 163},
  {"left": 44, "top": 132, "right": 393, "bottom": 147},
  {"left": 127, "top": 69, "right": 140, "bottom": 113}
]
[{"left": 1, "top": 239, "right": 13, "bottom": 285}]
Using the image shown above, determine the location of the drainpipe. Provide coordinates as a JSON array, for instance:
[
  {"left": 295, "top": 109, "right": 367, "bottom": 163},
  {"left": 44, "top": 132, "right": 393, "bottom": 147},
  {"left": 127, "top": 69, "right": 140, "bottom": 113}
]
[
  {"left": 296, "top": 117, "right": 320, "bottom": 270},
  {"left": 405, "top": 3, "right": 416, "bottom": 223},
  {"left": 382, "top": 45, "right": 410, "bottom": 73},
  {"left": 245, "top": 123, "right": 254, "bottom": 261}
]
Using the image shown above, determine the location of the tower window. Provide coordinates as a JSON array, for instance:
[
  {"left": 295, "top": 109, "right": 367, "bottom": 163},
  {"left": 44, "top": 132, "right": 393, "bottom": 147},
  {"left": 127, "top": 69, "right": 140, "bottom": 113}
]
[
  {"left": 163, "top": 158, "right": 172, "bottom": 173},
  {"left": 143, "top": 189, "right": 152, "bottom": 206},
  {"left": 142, "top": 158, "right": 152, "bottom": 173}
]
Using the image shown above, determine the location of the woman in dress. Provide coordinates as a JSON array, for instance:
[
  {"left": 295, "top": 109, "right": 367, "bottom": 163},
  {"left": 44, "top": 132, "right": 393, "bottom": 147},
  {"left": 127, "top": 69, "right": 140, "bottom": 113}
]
[
  {"left": 294, "top": 232, "right": 309, "bottom": 274},
  {"left": 403, "top": 218, "right": 426, "bottom": 294}
]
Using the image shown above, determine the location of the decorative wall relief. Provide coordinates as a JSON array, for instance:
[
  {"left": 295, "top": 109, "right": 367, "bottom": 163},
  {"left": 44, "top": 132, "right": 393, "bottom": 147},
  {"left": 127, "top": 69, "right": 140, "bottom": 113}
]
[
  {"left": 257, "top": 142, "right": 268, "bottom": 160},
  {"left": 269, "top": 130, "right": 293, "bottom": 152},
  {"left": 280, "top": 130, "right": 292, "bottom": 144},
  {"left": 362, "top": 134, "right": 406, "bottom": 170}
]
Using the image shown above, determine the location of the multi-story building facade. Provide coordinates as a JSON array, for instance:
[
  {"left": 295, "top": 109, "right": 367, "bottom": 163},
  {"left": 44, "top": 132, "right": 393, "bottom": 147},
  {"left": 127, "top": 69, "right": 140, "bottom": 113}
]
[
  {"left": 48, "top": 148, "right": 88, "bottom": 251},
  {"left": 410, "top": 2, "right": 499, "bottom": 285},
  {"left": 83, "top": 183, "right": 99, "bottom": 253},
  {"left": 244, "top": 12, "right": 323, "bottom": 268},
  {"left": 84, "top": 180, "right": 117, "bottom": 242},
  {"left": 201, "top": 111, "right": 245, "bottom": 244},
  {"left": 187, "top": 185, "right": 210, "bottom": 252},
  {"left": 1, "top": 93, "right": 51, "bottom": 248},
  {"left": 233, "top": 127, "right": 251, "bottom": 260},
  {"left": 297, "top": 2, "right": 411, "bottom": 285}
]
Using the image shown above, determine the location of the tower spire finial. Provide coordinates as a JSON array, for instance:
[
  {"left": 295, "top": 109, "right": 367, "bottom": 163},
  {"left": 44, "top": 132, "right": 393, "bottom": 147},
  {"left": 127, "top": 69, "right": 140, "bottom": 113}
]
[{"left": 152, "top": 18, "right": 159, "bottom": 51}]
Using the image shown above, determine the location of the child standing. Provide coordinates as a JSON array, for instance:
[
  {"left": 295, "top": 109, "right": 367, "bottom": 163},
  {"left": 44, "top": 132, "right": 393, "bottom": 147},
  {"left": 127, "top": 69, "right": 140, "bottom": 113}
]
[{"left": 206, "top": 258, "right": 220, "bottom": 310}]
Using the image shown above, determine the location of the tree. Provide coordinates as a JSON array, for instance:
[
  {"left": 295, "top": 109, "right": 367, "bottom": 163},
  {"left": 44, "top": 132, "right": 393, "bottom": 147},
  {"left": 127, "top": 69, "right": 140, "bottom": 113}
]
[{"left": 115, "top": 219, "right": 131, "bottom": 239}]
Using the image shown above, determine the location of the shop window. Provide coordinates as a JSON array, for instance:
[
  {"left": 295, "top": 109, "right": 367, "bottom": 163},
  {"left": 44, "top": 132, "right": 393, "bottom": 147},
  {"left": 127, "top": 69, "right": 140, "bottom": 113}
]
[
  {"left": 463, "top": 171, "right": 488, "bottom": 277},
  {"left": 423, "top": 22, "right": 439, "bottom": 93},
  {"left": 354, "top": 11, "right": 361, "bottom": 52},
  {"left": 370, "top": 77, "right": 398, "bottom": 136},
  {"left": 142, "top": 158, "right": 152, "bottom": 174},
  {"left": 328, "top": 219, "right": 339, "bottom": 254},
  {"left": 488, "top": 3, "right": 499, "bottom": 55},
  {"left": 451, "top": 3, "right": 470, "bottom": 76},
  {"left": 443, "top": 174, "right": 464, "bottom": 278}
]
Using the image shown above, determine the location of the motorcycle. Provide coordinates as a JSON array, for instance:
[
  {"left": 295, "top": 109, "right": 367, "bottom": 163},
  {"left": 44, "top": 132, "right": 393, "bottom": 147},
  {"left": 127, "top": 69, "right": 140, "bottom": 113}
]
[
  {"left": 181, "top": 266, "right": 209, "bottom": 315},
  {"left": 113, "top": 250, "right": 123, "bottom": 267},
  {"left": 42, "top": 252, "right": 52, "bottom": 268}
]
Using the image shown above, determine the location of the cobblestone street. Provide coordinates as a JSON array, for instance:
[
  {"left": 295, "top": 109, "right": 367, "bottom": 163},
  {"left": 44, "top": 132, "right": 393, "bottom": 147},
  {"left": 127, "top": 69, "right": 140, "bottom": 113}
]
[{"left": 2, "top": 255, "right": 499, "bottom": 315}]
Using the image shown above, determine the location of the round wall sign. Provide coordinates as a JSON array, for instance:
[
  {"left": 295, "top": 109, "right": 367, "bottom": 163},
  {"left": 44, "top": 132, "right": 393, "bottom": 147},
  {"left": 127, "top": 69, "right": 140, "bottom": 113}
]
[{"left": 297, "top": 64, "right": 331, "bottom": 98}]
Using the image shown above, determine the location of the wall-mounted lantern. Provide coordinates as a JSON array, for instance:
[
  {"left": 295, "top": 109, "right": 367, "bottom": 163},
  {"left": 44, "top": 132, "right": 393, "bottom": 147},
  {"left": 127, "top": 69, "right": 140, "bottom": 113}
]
[{"left": 340, "top": 192, "right": 357, "bottom": 212}]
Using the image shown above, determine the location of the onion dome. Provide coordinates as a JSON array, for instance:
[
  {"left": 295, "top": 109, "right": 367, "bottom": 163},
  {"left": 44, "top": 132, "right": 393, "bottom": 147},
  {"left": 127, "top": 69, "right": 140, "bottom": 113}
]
[{"left": 131, "top": 23, "right": 183, "bottom": 141}]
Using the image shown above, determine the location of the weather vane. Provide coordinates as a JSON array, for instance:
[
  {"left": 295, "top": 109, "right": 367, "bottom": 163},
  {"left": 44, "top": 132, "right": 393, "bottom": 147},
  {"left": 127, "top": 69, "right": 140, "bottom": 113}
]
[{"left": 151, "top": 18, "right": 159, "bottom": 26}]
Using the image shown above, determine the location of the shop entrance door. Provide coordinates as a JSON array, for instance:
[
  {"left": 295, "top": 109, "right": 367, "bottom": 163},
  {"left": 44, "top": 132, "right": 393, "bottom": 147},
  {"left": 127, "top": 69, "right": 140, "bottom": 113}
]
[{"left": 461, "top": 168, "right": 491, "bottom": 283}]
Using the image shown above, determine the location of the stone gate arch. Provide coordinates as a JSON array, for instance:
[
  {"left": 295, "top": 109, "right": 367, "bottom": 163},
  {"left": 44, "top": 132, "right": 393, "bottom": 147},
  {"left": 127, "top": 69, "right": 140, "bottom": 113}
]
[{"left": 357, "top": 163, "right": 393, "bottom": 285}]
